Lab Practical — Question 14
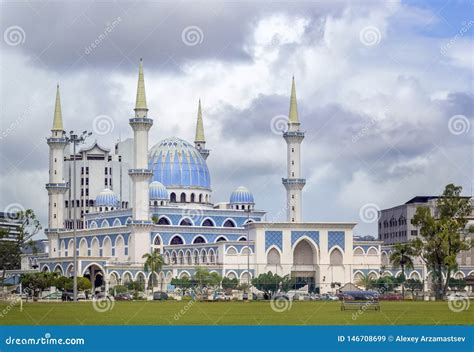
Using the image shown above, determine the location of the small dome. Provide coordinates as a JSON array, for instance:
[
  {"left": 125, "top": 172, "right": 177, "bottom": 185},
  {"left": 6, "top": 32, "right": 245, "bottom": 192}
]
[
  {"left": 149, "top": 181, "right": 168, "bottom": 200},
  {"left": 95, "top": 188, "right": 119, "bottom": 207},
  {"left": 230, "top": 186, "right": 254, "bottom": 204}
]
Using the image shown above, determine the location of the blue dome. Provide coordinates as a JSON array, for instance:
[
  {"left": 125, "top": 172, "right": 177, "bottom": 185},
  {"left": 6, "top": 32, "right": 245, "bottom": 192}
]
[
  {"left": 148, "top": 137, "right": 211, "bottom": 189},
  {"left": 95, "top": 188, "right": 119, "bottom": 207},
  {"left": 149, "top": 181, "right": 168, "bottom": 200},
  {"left": 230, "top": 186, "right": 254, "bottom": 204}
]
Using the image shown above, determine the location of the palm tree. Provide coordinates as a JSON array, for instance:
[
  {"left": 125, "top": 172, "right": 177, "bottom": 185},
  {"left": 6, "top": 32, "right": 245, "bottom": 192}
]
[
  {"left": 355, "top": 274, "right": 374, "bottom": 290},
  {"left": 389, "top": 242, "right": 416, "bottom": 299},
  {"left": 142, "top": 251, "right": 164, "bottom": 295}
]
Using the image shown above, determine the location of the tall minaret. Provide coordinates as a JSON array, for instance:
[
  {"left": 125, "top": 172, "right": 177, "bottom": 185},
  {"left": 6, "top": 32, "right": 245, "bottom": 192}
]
[
  {"left": 46, "top": 85, "right": 68, "bottom": 255},
  {"left": 128, "top": 59, "right": 153, "bottom": 262},
  {"left": 282, "top": 77, "right": 305, "bottom": 222},
  {"left": 194, "top": 99, "right": 209, "bottom": 160}
]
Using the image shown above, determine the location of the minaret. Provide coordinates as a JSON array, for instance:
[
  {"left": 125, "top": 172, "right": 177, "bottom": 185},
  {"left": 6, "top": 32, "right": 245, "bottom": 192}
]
[
  {"left": 194, "top": 99, "right": 209, "bottom": 160},
  {"left": 46, "top": 85, "right": 68, "bottom": 254},
  {"left": 282, "top": 77, "right": 305, "bottom": 222},
  {"left": 128, "top": 59, "right": 153, "bottom": 262}
]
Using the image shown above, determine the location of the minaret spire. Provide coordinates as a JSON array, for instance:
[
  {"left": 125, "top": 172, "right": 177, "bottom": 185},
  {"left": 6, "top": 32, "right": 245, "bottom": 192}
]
[
  {"left": 52, "top": 84, "right": 64, "bottom": 131},
  {"left": 194, "top": 99, "right": 210, "bottom": 160},
  {"left": 288, "top": 76, "right": 299, "bottom": 124},
  {"left": 282, "top": 77, "right": 305, "bottom": 222},
  {"left": 134, "top": 58, "right": 148, "bottom": 117}
]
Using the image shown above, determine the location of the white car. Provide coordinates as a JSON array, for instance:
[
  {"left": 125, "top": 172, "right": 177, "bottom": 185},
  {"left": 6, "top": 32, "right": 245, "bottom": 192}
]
[{"left": 447, "top": 293, "right": 469, "bottom": 301}]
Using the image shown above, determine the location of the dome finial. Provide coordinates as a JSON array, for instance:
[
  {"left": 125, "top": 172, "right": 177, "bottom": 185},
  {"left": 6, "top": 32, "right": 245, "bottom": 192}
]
[
  {"left": 195, "top": 99, "right": 205, "bottom": 143},
  {"left": 52, "top": 84, "right": 64, "bottom": 131},
  {"left": 134, "top": 58, "right": 148, "bottom": 115},
  {"left": 289, "top": 76, "right": 299, "bottom": 124}
]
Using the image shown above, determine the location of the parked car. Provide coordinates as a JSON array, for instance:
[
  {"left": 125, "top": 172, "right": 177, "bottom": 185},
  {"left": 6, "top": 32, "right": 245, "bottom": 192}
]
[
  {"left": 61, "top": 291, "right": 86, "bottom": 301},
  {"left": 272, "top": 293, "right": 290, "bottom": 301},
  {"left": 310, "top": 293, "right": 321, "bottom": 300},
  {"left": 321, "top": 293, "right": 339, "bottom": 301},
  {"left": 446, "top": 292, "right": 468, "bottom": 301},
  {"left": 379, "top": 293, "right": 402, "bottom": 301},
  {"left": 153, "top": 291, "right": 169, "bottom": 300},
  {"left": 114, "top": 293, "right": 132, "bottom": 301}
]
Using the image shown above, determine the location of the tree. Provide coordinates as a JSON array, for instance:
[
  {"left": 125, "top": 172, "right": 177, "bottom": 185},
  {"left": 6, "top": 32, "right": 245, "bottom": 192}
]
[
  {"left": 389, "top": 242, "right": 416, "bottom": 298},
  {"left": 447, "top": 278, "right": 466, "bottom": 292},
  {"left": 251, "top": 272, "right": 281, "bottom": 296},
  {"left": 0, "top": 210, "right": 41, "bottom": 274},
  {"left": 412, "top": 184, "right": 473, "bottom": 299},
  {"left": 355, "top": 274, "right": 374, "bottom": 290},
  {"left": 142, "top": 251, "right": 164, "bottom": 294},
  {"left": 405, "top": 279, "right": 423, "bottom": 300},
  {"left": 20, "top": 272, "right": 58, "bottom": 299},
  {"left": 221, "top": 277, "right": 239, "bottom": 291},
  {"left": 171, "top": 276, "right": 192, "bottom": 295}
]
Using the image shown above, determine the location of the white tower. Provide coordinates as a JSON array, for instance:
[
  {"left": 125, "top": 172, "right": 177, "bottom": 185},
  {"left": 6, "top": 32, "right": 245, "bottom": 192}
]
[
  {"left": 128, "top": 59, "right": 153, "bottom": 262},
  {"left": 46, "top": 85, "right": 69, "bottom": 257},
  {"left": 194, "top": 99, "right": 209, "bottom": 160},
  {"left": 282, "top": 77, "right": 305, "bottom": 222}
]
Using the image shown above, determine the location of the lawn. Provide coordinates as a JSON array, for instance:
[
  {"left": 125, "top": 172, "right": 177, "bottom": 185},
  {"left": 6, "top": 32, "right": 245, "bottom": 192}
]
[{"left": 0, "top": 300, "right": 472, "bottom": 325}]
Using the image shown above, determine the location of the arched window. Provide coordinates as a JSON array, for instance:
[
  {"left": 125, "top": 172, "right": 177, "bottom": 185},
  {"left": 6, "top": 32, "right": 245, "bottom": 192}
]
[
  {"left": 157, "top": 217, "right": 171, "bottom": 225},
  {"left": 103, "top": 237, "right": 112, "bottom": 257},
  {"left": 267, "top": 248, "right": 281, "bottom": 265},
  {"left": 193, "top": 251, "right": 199, "bottom": 264},
  {"left": 199, "top": 194, "right": 203, "bottom": 203},
  {"left": 209, "top": 250, "right": 215, "bottom": 263},
  {"left": 171, "top": 252, "right": 177, "bottom": 264},
  {"left": 191, "top": 193, "right": 195, "bottom": 202},
  {"left": 226, "top": 247, "right": 237, "bottom": 255},
  {"left": 193, "top": 236, "right": 206, "bottom": 244},
  {"left": 179, "top": 218, "right": 192, "bottom": 226},
  {"left": 154, "top": 236, "right": 161, "bottom": 245},
  {"left": 186, "top": 251, "right": 192, "bottom": 264},
  {"left": 202, "top": 219, "right": 214, "bottom": 227},
  {"left": 180, "top": 193, "right": 186, "bottom": 203},
  {"left": 178, "top": 251, "right": 184, "bottom": 264},
  {"left": 353, "top": 248, "right": 364, "bottom": 256},
  {"left": 170, "top": 193, "right": 176, "bottom": 203},
  {"left": 329, "top": 248, "right": 343, "bottom": 265},
  {"left": 238, "top": 236, "right": 247, "bottom": 241},
  {"left": 216, "top": 236, "right": 227, "bottom": 242},
  {"left": 90, "top": 237, "right": 100, "bottom": 257},
  {"left": 223, "top": 219, "right": 236, "bottom": 227},
  {"left": 170, "top": 236, "right": 184, "bottom": 245},
  {"left": 201, "top": 251, "right": 207, "bottom": 264}
]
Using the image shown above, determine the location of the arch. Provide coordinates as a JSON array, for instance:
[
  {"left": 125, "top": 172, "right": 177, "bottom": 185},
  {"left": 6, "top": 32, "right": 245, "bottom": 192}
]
[
  {"left": 293, "top": 238, "right": 317, "bottom": 265},
  {"left": 240, "top": 271, "right": 252, "bottom": 283},
  {"left": 409, "top": 271, "right": 421, "bottom": 280},
  {"left": 89, "top": 221, "right": 98, "bottom": 229},
  {"left": 122, "top": 271, "right": 133, "bottom": 283},
  {"left": 226, "top": 246, "right": 238, "bottom": 255},
  {"left": 208, "top": 248, "right": 215, "bottom": 263},
  {"left": 169, "top": 235, "right": 185, "bottom": 245},
  {"left": 163, "top": 252, "right": 170, "bottom": 265},
  {"left": 180, "top": 193, "right": 186, "bottom": 203},
  {"left": 179, "top": 218, "right": 193, "bottom": 226},
  {"left": 102, "top": 236, "right": 112, "bottom": 257},
  {"left": 171, "top": 251, "right": 178, "bottom": 264},
  {"left": 135, "top": 272, "right": 146, "bottom": 288},
  {"left": 112, "top": 218, "right": 122, "bottom": 227},
  {"left": 216, "top": 236, "right": 228, "bottom": 243},
  {"left": 100, "top": 219, "right": 110, "bottom": 228},
  {"left": 201, "top": 249, "right": 207, "bottom": 264},
  {"left": 244, "top": 219, "right": 255, "bottom": 224},
  {"left": 178, "top": 250, "right": 185, "bottom": 265},
  {"left": 41, "top": 264, "right": 50, "bottom": 272},
  {"left": 192, "top": 235, "right": 206, "bottom": 244},
  {"left": 199, "top": 194, "right": 203, "bottom": 203},
  {"left": 125, "top": 217, "right": 132, "bottom": 224},
  {"left": 454, "top": 271, "right": 465, "bottom": 279},
  {"left": 238, "top": 236, "right": 247, "bottom": 241},
  {"left": 157, "top": 216, "right": 171, "bottom": 225},
  {"left": 367, "top": 271, "right": 378, "bottom": 280},
  {"left": 240, "top": 246, "right": 252, "bottom": 255},
  {"left": 59, "top": 240, "right": 66, "bottom": 257},
  {"left": 267, "top": 247, "right": 281, "bottom": 265},
  {"left": 79, "top": 238, "right": 88, "bottom": 257},
  {"left": 90, "top": 237, "right": 100, "bottom": 257},
  {"left": 226, "top": 271, "right": 238, "bottom": 279},
  {"left": 353, "top": 271, "right": 365, "bottom": 283},
  {"left": 185, "top": 250, "right": 192, "bottom": 265},
  {"left": 222, "top": 218, "right": 236, "bottom": 228},
  {"left": 66, "top": 264, "right": 74, "bottom": 277},
  {"left": 109, "top": 271, "right": 120, "bottom": 286},
  {"left": 115, "top": 235, "right": 125, "bottom": 260},
  {"left": 170, "top": 192, "right": 177, "bottom": 203},
  {"left": 367, "top": 247, "right": 378, "bottom": 255},
  {"left": 53, "top": 264, "right": 63, "bottom": 275},
  {"left": 190, "top": 193, "right": 195, "bottom": 202},
  {"left": 153, "top": 234, "right": 162, "bottom": 246},
  {"left": 201, "top": 218, "right": 215, "bottom": 227},
  {"left": 193, "top": 250, "right": 200, "bottom": 264},
  {"left": 353, "top": 247, "right": 364, "bottom": 256},
  {"left": 81, "top": 262, "right": 106, "bottom": 284},
  {"left": 179, "top": 270, "right": 191, "bottom": 279},
  {"left": 329, "top": 248, "right": 343, "bottom": 266}
]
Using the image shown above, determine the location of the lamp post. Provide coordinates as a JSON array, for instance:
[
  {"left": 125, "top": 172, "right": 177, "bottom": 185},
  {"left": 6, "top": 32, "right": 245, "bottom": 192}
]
[{"left": 65, "top": 130, "right": 92, "bottom": 302}]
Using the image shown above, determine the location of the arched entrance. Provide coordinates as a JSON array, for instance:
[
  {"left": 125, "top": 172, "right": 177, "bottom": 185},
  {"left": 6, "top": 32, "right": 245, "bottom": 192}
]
[
  {"left": 292, "top": 239, "right": 319, "bottom": 292},
  {"left": 83, "top": 263, "right": 105, "bottom": 292}
]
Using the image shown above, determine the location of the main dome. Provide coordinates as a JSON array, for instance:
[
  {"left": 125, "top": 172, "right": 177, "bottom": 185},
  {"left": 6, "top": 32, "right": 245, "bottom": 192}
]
[{"left": 148, "top": 137, "right": 211, "bottom": 189}]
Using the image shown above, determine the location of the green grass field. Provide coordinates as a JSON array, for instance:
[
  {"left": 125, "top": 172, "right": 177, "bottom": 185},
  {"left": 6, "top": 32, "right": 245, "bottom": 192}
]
[{"left": 0, "top": 300, "right": 472, "bottom": 325}]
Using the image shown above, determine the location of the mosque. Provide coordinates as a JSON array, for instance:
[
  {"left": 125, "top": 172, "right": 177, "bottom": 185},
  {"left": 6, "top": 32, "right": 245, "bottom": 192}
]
[{"left": 19, "top": 60, "right": 448, "bottom": 294}]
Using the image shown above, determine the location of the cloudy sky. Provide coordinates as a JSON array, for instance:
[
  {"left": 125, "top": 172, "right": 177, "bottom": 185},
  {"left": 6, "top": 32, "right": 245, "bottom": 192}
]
[{"left": 0, "top": 0, "right": 472, "bottom": 238}]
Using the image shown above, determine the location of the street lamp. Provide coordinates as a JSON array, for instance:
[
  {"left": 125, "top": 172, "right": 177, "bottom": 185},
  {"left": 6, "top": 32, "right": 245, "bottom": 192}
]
[{"left": 65, "top": 130, "right": 92, "bottom": 302}]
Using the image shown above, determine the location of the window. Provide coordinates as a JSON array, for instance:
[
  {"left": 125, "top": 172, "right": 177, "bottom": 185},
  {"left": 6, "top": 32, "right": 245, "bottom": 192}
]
[
  {"left": 223, "top": 219, "right": 236, "bottom": 227},
  {"left": 179, "top": 218, "right": 192, "bottom": 226},
  {"left": 292, "top": 148, "right": 294, "bottom": 152},
  {"left": 411, "top": 230, "right": 418, "bottom": 236},
  {"left": 202, "top": 219, "right": 214, "bottom": 227},
  {"left": 170, "top": 236, "right": 184, "bottom": 245},
  {"left": 193, "top": 236, "right": 205, "bottom": 244},
  {"left": 170, "top": 193, "right": 176, "bottom": 203},
  {"left": 216, "top": 237, "right": 227, "bottom": 242},
  {"left": 180, "top": 193, "right": 186, "bottom": 202},
  {"left": 105, "top": 167, "right": 108, "bottom": 175},
  {"left": 86, "top": 189, "right": 89, "bottom": 196},
  {"left": 105, "top": 178, "right": 108, "bottom": 186},
  {"left": 86, "top": 167, "right": 89, "bottom": 174},
  {"left": 157, "top": 217, "right": 171, "bottom": 225}
]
